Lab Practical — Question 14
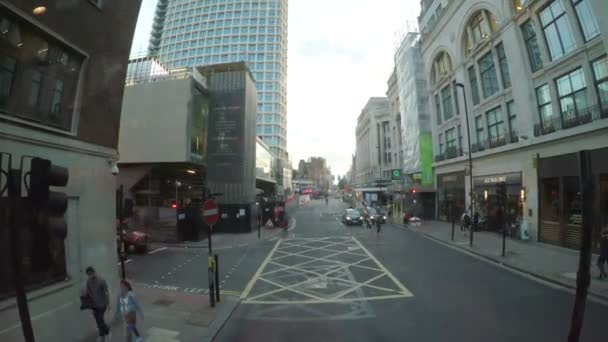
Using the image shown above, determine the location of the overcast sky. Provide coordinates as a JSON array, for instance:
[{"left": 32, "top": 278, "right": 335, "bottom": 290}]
[{"left": 130, "top": 0, "right": 420, "bottom": 177}]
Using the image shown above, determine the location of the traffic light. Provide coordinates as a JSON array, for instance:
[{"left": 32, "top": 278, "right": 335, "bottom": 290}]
[
  {"left": 29, "top": 158, "right": 69, "bottom": 239},
  {"left": 410, "top": 188, "right": 417, "bottom": 195}
]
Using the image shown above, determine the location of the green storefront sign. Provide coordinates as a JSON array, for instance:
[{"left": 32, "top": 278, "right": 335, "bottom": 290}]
[
  {"left": 420, "top": 133, "right": 434, "bottom": 187},
  {"left": 391, "top": 169, "right": 401, "bottom": 180}
]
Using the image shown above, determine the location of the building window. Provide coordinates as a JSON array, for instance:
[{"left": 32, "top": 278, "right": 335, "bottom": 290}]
[
  {"left": 464, "top": 10, "right": 498, "bottom": 56},
  {"left": 556, "top": 68, "right": 589, "bottom": 127},
  {"left": 486, "top": 106, "right": 505, "bottom": 147},
  {"left": 540, "top": 178, "right": 561, "bottom": 222},
  {"left": 592, "top": 56, "right": 608, "bottom": 116},
  {"left": 445, "top": 127, "right": 457, "bottom": 156},
  {"left": 478, "top": 52, "right": 499, "bottom": 98},
  {"left": 507, "top": 100, "right": 518, "bottom": 140},
  {"left": 536, "top": 83, "right": 555, "bottom": 131},
  {"left": 521, "top": 21, "right": 544, "bottom": 72},
  {"left": 438, "top": 133, "right": 444, "bottom": 154},
  {"left": 468, "top": 66, "right": 480, "bottom": 105},
  {"left": 572, "top": 0, "right": 600, "bottom": 42},
  {"left": 435, "top": 93, "right": 442, "bottom": 124},
  {"left": 540, "top": 0, "right": 576, "bottom": 61},
  {"left": 475, "top": 115, "right": 485, "bottom": 145},
  {"left": 432, "top": 51, "right": 452, "bottom": 85},
  {"left": 28, "top": 70, "right": 43, "bottom": 107},
  {"left": 441, "top": 85, "right": 453, "bottom": 121},
  {"left": 495, "top": 43, "right": 511, "bottom": 88},
  {"left": 0, "top": 14, "right": 84, "bottom": 131},
  {"left": 0, "top": 55, "right": 16, "bottom": 108}
]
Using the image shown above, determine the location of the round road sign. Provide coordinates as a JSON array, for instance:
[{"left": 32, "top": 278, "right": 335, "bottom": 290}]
[{"left": 202, "top": 199, "right": 220, "bottom": 226}]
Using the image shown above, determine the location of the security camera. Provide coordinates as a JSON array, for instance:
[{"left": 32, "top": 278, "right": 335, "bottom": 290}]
[{"left": 111, "top": 164, "right": 119, "bottom": 176}]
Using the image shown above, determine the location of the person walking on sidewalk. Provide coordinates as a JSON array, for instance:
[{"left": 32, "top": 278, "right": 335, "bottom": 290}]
[
  {"left": 461, "top": 212, "right": 470, "bottom": 233},
  {"left": 115, "top": 280, "right": 144, "bottom": 342},
  {"left": 85, "top": 266, "right": 111, "bottom": 341},
  {"left": 598, "top": 227, "right": 608, "bottom": 280}
]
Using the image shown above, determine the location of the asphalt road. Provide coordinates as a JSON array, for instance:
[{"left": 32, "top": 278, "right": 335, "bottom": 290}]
[
  {"left": 210, "top": 198, "right": 608, "bottom": 342},
  {"left": 124, "top": 199, "right": 607, "bottom": 341}
]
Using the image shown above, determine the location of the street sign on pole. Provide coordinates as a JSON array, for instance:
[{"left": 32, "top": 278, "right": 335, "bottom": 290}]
[{"left": 202, "top": 199, "right": 219, "bottom": 226}]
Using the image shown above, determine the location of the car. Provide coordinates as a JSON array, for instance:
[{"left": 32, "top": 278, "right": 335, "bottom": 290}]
[
  {"left": 342, "top": 208, "right": 363, "bottom": 226},
  {"left": 116, "top": 219, "right": 149, "bottom": 254}
]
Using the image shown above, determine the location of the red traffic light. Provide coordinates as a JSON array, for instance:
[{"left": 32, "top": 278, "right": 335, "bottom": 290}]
[
  {"left": 171, "top": 203, "right": 177, "bottom": 208},
  {"left": 411, "top": 189, "right": 417, "bottom": 194}
]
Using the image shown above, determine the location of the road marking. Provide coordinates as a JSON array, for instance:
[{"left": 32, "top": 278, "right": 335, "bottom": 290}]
[
  {"left": 116, "top": 259, "right": 132, "bottom": 265},
  {"left": 241, "top": 238, "right": 281, "bottom": 299},
  {"left": 242, "top": 236, "right": 413, "bottom": 304},
  {"left": 140, "top": 283, "right": 205, "bottom": 294},
  {"left": 148, "top": 246, "right": 168, "bottom": 255},
  {"left": 288, "top": 217, "right": 297, "bottom": 231},
  {"left": 352, "top": 237, "right": 413, "bottom": 296}
]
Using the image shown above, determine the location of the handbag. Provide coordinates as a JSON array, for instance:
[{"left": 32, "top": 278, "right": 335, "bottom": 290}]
[{"left": 80, "top": 282, "right": 95, "bottom": 310}]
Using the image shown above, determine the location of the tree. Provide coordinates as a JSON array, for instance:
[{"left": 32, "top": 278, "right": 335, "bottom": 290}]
[{"left": 338, "top": 177, "right": 347, "bottom": 190}]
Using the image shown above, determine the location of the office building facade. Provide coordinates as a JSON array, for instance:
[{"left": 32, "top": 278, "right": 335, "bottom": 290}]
[
  {"left": 419, "top": 0, "right": 608, "bottom": 249},
  {"left": 149, "top": 0, "right": 288, "bottom": 161}
]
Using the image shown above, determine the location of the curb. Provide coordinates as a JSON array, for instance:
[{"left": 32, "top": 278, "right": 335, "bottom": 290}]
[
  {"left": 206, "top": 298, "right": 241, "bottom": 342},
  {"left": 400, "top": 225, "right": 608, "bottom": 303}
]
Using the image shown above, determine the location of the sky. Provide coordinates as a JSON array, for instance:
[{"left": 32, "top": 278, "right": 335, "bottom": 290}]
[{"left": 130, "top": 0, "right": 421, "bottom": 177}]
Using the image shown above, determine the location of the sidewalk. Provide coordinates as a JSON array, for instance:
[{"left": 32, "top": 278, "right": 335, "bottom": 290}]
[
  {"left": 81, "top": 285, "right": 239, "bottom": 342},
  {"left": 403, "top": 220, "right": 608, "bottom": 301}
]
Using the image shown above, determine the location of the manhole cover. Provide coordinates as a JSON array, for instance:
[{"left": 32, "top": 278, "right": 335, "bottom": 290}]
[{"left": 153, "top": 298, "right": 174, "bottom": 306}]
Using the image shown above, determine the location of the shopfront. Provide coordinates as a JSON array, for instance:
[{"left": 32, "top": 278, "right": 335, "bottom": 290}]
[
  {"left": 436, "top": 172, "right": 465, "bottom": 221},
  {"left": 538, "top": 148, "right": 608, "bottom": 250},
  {"left": 473, "top": 172, "right": 524, "bottom": 236}
]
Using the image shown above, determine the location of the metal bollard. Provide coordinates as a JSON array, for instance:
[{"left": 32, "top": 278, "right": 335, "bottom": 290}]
[{"left": 214, "top": 254, "right": 220, "bottom": 302}]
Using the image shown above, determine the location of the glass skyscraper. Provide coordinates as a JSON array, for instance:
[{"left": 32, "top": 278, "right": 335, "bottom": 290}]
[{"left": 149, "top": 0, "right": 288, "bottom": 161}]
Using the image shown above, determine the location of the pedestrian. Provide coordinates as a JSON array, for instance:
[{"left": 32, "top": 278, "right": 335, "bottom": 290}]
[
  {"left": 598, "top": 227, "right": 608, "bottom": 280},
  {"left": 114, "top": 280, "right": 144, "bottom": 342},
  {"left": 84, "top": 266, "right": 111, "bottom": 341},
  {"left": 473, "top": 212, "right": 480, "bottom": 232},
  {"left": 461, "top": 212, "right": 470, "bottom": 233}
]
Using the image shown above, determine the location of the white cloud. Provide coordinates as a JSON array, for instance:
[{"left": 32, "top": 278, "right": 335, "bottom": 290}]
[{"left": 130, "top": 0, "right": 420, "bottom": 177}]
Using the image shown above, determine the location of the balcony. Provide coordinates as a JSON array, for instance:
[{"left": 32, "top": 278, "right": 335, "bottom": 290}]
[
  {"left": 534, "top": 105, "right": 607, "bottom": 137},
  {"left": 434, "top": 147, "right": 463, "bottom": 162}
]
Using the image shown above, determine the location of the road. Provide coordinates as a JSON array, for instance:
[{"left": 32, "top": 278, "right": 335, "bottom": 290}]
[{"left": 127, "top": 199, "right": 607, "bottom": 342}]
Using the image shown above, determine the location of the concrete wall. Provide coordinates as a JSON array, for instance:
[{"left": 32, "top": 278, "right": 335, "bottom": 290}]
[
  {"left": 0, "top": 123, "right": 120, "bottom": 341},
  {"left": 119, "top": 79, "right": 193, "bottom": 163}
]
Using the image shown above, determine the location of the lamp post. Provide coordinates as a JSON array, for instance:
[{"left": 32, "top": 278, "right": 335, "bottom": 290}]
[{"left": 455, "top": 81, "right": 475, "bottom": 247}]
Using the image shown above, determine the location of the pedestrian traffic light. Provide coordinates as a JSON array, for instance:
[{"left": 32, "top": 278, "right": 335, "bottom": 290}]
[{"left": 29, "top": 158, "right": 69, "bottom": 239}]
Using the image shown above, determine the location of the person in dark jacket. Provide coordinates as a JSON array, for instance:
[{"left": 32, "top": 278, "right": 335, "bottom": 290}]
[
  {"left": 85, "top": 266, "right": 110, "bottom": 341},
  {"left": 598, "top": 227, "right": 608, "bottom": 280}
]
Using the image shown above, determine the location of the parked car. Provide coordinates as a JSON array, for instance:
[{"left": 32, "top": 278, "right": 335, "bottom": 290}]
[{"left": 342, "top": 208, "right": 363, "bottom": 226}]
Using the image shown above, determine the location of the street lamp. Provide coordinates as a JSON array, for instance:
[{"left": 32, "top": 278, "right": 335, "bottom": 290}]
[{"left": 455, "top": 81, "right": 475, "bottom": 247}]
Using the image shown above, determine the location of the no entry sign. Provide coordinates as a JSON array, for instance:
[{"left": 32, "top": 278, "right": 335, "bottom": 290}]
[{"left": 202, "top": 199, "right": 219, "bottom": 226}]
